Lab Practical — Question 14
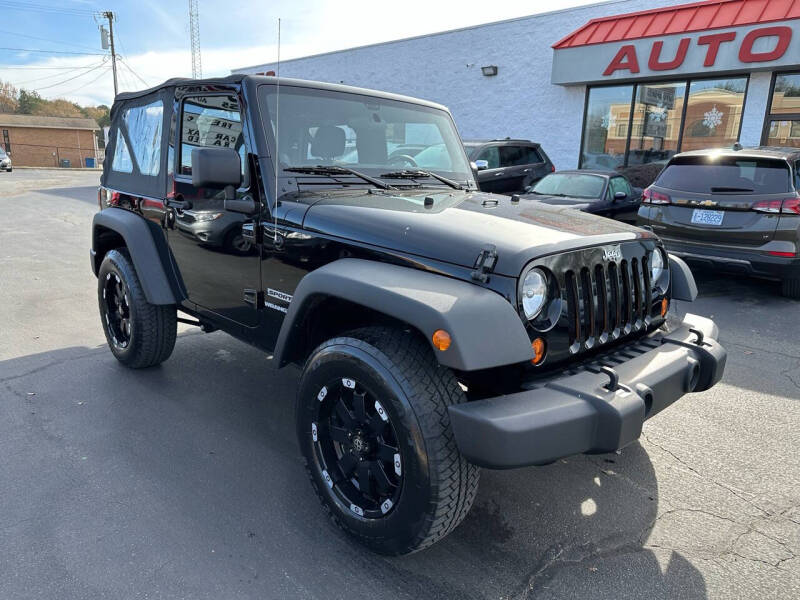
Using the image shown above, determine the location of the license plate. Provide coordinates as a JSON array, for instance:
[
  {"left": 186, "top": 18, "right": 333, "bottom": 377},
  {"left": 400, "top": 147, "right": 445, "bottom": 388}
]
[{"left": 691, "top": 209, "right": 724, "bottom": 226}]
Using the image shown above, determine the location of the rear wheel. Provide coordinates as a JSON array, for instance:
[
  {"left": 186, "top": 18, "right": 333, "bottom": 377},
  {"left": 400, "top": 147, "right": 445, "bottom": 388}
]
[
  {"left": 97, "top": 248, "right": 177, "bottom": 368},
  {"left": 782, "top": 278, "right": 800, "bottom": 299},
  {"left": 297, "top": 326, "right": 479, "bottom": 555}
]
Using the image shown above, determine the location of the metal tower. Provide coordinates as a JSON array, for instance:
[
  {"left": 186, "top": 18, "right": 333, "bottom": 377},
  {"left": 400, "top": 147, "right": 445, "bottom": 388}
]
[{"left": 189, "top": 0, "right": 202, "bottom": 78}]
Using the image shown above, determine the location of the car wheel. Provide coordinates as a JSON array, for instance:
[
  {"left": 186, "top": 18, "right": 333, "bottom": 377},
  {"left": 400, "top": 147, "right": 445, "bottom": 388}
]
[
  {"left": 97, "top": 248, "right": 177, "bottom": 368},
  {"left": 781, "top": 278, "right": 800, "bottom": 300},
  {"left": 297, "top": 326, "right": 479, "bottom": 555},
  {"left": 223, "top": 228, "right": 252, "bottom": 255}
]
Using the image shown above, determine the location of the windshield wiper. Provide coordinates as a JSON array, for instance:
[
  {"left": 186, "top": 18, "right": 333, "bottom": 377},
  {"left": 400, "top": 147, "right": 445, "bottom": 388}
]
[
  {"left": 380, "top": 169, "right": 463, "bottom": 190},
  {"left": 284, "top": 165, "right": 394, "bottom": 190},
  {"left": 710, "top": 186, "right": 754, "bottom": 193}
]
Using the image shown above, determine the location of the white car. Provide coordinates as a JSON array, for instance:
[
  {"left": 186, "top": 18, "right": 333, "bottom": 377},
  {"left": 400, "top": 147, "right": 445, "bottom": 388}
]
[{"left": 0, "top": 148, "right": 11, "bottom": 172}]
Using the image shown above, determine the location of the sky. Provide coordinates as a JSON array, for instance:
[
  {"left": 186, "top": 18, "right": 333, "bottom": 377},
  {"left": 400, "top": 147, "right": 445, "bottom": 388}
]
[{"left": 0, "top": 0, "right": 607, "bottom": 107}]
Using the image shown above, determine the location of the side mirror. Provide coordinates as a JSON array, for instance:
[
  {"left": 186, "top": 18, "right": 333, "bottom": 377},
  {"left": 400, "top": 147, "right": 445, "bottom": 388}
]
[
  {"left": 614, "top": 191, "right": 627, "bottom": 201},
  {"left": 191, "top": 147, "right": 254, "bottom": 213},
  {"left": 474, "top": 159, "right": 489, "bottom": 171}
]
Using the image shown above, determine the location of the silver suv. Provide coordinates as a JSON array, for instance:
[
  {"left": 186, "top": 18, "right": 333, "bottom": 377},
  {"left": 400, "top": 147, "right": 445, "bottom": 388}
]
[{"left": 637, "top": 146, "right": 800, "bottom": 299}]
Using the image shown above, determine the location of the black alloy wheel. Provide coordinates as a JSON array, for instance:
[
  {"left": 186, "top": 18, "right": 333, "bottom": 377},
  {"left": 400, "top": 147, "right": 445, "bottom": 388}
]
[
  {"left": 311, "top": 376, "right": 402, "bottom": 519},
  {"left": 102, "top": 271, "right": 131, "bottom": 349},
  {"left": 297, "top": 327, "right": 479, "bottom": 555},
  {"left": 97, "top": 248, "right": 177, "bottom": 369}
]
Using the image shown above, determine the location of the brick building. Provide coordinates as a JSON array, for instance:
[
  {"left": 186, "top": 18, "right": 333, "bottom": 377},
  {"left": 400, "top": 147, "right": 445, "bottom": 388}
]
[{"left": 0, "top": 114, "right": 101, "bottom": 168}]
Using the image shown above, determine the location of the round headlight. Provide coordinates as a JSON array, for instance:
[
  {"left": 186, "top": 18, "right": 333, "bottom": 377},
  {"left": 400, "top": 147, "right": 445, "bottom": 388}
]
[
  {"left": 650, "top": 249, "right": 667, "bottom": 290},
  {"left": 520, "top": 268, "right": 548, "bottom": 320}
]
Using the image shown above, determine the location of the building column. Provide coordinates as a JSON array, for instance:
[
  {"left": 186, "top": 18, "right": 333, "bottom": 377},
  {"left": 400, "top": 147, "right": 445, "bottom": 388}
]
[{"left": 739, "top": 71, "right": 772, "bottom": 146}]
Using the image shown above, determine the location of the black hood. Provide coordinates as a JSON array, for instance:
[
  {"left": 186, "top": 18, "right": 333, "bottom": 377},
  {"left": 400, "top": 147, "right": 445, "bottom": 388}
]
[{"left": 298, "top": 188, "right": 651, "bottom": 276}]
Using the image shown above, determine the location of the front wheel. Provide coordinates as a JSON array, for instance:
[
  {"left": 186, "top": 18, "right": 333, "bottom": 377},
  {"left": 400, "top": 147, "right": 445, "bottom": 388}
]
[{"left": 297, "top": 327, "right": 479, "bottom": 555}]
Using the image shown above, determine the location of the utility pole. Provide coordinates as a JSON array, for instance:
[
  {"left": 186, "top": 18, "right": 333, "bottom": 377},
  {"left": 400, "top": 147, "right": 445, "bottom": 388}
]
[
  {"left": 189, "top": 0, "right": 202, "bottom": 78},
  {"left": 102, "top": 11, "right": 118, "bottom": 97}
]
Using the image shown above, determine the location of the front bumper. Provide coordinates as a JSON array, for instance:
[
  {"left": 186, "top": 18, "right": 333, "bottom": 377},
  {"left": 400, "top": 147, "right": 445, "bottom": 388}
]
[{"left": 449, "top": 313, "right": 725, "bottom": 469}]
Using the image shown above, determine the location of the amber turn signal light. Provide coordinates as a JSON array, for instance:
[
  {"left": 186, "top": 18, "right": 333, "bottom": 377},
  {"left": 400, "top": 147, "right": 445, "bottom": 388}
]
[
  {"left": 432, "top": 330, "right": 451, "bottom": 351},
  {"left": 660, "top": 297, "right": 669, "bottom": 317},
  {"left": 531, "top": 338, "right": 546, "bottom": 365}
]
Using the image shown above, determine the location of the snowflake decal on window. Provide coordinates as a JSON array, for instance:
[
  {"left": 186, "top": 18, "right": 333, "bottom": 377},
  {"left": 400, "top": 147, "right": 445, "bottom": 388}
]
[{"left": 703, "top": 105, "right": 724, "bottom": 130}]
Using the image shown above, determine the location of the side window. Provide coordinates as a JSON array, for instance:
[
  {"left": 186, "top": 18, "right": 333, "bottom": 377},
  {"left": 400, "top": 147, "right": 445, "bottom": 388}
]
[
  {"left": 476, "top": 146, "right": 500, "bottom": 169},
  {"left": 179, "top": 95, "right": 246, "bottom": 182},
  {"left": 111, "top": 127, "right": 133, "bottom": 173},
  {"left": 523, "top": 146, "right": 543, "bottom": 164},
  {"left": 498, "top": 145, "right": 524, "bottom": 167},
  {"left": 116, "top": 100, "right": 163, "bottom": 176},
  {"left": 795, "top": 160, "right": 800, "bottom": 190},
  {"left": 609, "top": 176, "right": 632, "bottom": 197}
]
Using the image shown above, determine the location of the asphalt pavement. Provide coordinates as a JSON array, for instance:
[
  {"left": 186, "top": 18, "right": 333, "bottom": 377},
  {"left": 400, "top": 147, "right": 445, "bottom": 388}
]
[{"left": 1, "top": 170, "right": 798, "bottom": 599}]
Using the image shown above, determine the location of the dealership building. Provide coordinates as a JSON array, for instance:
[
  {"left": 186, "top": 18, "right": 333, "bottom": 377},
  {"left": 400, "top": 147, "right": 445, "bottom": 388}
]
[{"left": 233, "top": 0, "right": 800, "bottom": 172}]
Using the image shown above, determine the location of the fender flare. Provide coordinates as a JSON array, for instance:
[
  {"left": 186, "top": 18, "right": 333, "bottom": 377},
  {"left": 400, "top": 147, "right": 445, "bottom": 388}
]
[
  {"left": 92, "top": 208, "right": 180, "bottom": 305},
  {"left": 274, "top": 258, "right": 534, "bottom": 371},
  {"left": 668, "top": 254, "right": 698, "bottom": 302}
]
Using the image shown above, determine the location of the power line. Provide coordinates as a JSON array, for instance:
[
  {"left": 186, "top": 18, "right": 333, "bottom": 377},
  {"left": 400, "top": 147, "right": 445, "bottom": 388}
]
[
  {"left": 0, "top": 1, "right": 97, "bottom": 16},
  {"left": 59, "top": 66, "right": 110, "bottom": 97},
  {"left": 0, "top": 28, "right": 102, "bottom": 53},
  {"left": 118, "top": 58, "right": 150, "bottom": 88},
  {"left": 30, "top": 60, "right": 108, "bottom": 91},
  {"left": 6, "top": 61, "right": 106, "bottom": 87},
  {"left": 0, "top": 64, "right": 105, "bottom": 70},
  {"left": 0, "top": 47, "right": 106, "bottom": 56}
]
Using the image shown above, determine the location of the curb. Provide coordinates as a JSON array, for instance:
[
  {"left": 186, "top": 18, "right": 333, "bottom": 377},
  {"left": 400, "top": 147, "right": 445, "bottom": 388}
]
[{"left": 12, "top": 166, "right": 102, "bottom": 172}]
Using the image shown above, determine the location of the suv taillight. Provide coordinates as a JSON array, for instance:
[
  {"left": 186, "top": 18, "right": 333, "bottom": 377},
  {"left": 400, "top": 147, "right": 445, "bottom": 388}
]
[
  {"left": 642, "top": 187, "right": 671, "bottom": 204},
  {"left": 753, "top": 196, "right": 800, "bottom": 214},
  {"left": 550, "top": 164, "right": 556, "bottom": 173}
]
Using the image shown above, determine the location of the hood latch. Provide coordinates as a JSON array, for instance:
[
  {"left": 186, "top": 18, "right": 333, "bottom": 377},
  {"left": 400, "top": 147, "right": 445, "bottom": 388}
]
[{"left": 471, "top": 244, "right": 498, "bottom": 283}]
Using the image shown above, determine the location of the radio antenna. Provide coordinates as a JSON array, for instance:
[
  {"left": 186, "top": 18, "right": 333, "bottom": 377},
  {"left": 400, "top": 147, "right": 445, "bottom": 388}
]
[{"left": 273, "top": 17, "right": 281, "bottom": 242}]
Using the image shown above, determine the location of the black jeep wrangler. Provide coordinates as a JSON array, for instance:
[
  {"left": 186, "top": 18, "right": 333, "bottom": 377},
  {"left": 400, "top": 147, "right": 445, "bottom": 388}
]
[{"left": 91, "top": 74, "right": 726, "bottom": 555}]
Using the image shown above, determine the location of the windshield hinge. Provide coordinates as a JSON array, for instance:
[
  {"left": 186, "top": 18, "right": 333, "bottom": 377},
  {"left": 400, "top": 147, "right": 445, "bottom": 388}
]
[{"left": 471, "top": 244, "right": 498, "bottom": 283}]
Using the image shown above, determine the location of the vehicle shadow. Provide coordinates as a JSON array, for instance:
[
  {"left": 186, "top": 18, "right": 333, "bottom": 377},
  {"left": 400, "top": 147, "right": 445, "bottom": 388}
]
[
  {"left": 37, "top": 185, "right": 100, "bottom": 204},
  {"left": 0, "top": 335, "right": 707, "bottom": 600}
]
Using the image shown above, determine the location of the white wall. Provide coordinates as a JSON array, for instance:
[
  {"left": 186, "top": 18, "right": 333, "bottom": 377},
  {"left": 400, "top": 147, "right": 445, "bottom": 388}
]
[{"left": 233, "top": 0, "right": 770, "bottom": 168}]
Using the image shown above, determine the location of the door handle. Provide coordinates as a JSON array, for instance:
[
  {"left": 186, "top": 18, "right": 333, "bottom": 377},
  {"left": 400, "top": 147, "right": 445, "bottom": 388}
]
[
  {"left": 165, "top": 197, "right": 192, "bottom": 210},
  {"left": 522, "top": 168, "right": 531, "bottom": 173},
  {"left": 494, "top": 171, "right": 504, "bottom": 176}
]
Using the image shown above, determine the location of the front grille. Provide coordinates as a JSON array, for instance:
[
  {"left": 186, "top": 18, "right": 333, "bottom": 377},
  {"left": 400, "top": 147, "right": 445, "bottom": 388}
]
[
  {"left": 526, "top": 241, "right": 665, "bottom": 364},
  {"left": 563, "top": 255, "right": 652, "bottom": 351}
]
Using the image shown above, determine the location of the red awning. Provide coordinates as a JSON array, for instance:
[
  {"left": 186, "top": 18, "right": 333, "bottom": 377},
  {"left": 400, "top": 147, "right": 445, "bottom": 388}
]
[{"left": 553, "top": 0, "right": 800, "bottom": 49}]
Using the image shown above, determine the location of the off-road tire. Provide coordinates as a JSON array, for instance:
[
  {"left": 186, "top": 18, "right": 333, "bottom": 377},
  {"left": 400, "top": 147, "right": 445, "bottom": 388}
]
[
  {"left": 97, "top": 248, "right": 177, "bottom": 368},
  {"left": 297, "top": 326, "right": 480, "bottom": 555},
  {"left": 782, "top": 278, "right": 800, "bottom": 299}
]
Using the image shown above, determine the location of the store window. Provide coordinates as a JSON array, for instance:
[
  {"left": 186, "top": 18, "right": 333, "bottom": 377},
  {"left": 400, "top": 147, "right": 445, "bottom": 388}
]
[
  {"left": 580, "top": 84, "right": 633, "bottom": 170},
  {"left": 680, "top": 78, "right": 746, "bottom": 152},
  {"left": 627, "top": 82, "right": 685, "bottom": 165},
  {"left": 764, "top": 72, "right": 800, "bottom": 148},
  {"left": 580, "top": 76, "right": 748, "bottom": 169}
]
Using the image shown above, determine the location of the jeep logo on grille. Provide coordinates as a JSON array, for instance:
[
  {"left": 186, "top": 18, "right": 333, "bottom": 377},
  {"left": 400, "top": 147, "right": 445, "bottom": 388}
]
[{"left": 603, "top": 245, "right": 622, "bottom": 262}]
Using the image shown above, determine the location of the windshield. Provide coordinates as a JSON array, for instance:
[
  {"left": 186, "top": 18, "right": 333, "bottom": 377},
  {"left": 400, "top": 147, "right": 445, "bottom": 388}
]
[
  {"left": 0, "top": 149, "right": 6, "bottom": 158},
  {"left": 657, "top": 156, "right": 791, "bottom": 194},
  {"left": 532, "top": 173, "right": 605, "bottom": 199},
  {"left": 259, "top": 85, "right": 474, "bottom": 186}
]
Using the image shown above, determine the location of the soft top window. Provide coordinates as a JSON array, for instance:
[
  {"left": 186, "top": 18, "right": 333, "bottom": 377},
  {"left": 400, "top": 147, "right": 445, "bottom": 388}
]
[{"left": 657, "top": 156, "right": 791, "bottom": 194}]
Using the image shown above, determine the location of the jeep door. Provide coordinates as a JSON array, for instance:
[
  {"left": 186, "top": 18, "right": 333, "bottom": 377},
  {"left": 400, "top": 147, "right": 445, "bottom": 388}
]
[{"left": 167, "top": 93, "right": 260, "bottom": 326}]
